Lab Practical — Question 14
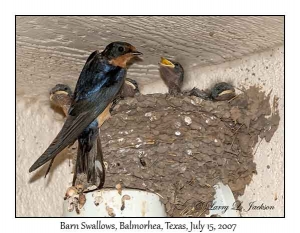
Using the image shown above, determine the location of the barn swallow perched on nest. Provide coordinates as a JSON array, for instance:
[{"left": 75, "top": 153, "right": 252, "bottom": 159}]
[
  {"left": 48, "top": 84, "right": 105, "bottom": 188},
  {"left": 187, "top": 82, "right": 236, "bottom": 101},
  {"left": 29, "top": 42, "right": 142, "bottom": 182},
  {"left": 47, "top": 78, "right": 140, "bottom": 188},
  {"left": 159, "top": 57, "right": 184, "bottom": 95}
]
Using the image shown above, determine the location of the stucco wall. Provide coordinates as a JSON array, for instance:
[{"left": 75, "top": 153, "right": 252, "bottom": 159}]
[{"left": 16, "top": 16, "right": 284, "bottom": 217}]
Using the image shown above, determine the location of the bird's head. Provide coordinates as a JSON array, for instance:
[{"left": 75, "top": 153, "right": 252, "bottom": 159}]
[
  {"left": 125, "top": 78, "right": 140, "bottom": 94},
  {"left": 120, "top": 78, "right": 140, "bottom": 98},
  {"left": 159, "top": 57, "right": 184, "bottom": 81},
  {"left": 49, "top": 84, "right": 72, "bottom": 100},
  {"left": 211, "top": 82, "right": 235, "bottom": 101},
  {"left": 160, "top": 57, "right": 184, "bottom": 73},
  {"left": 102, "top": 41, "right": 143, "bottom": 68}
]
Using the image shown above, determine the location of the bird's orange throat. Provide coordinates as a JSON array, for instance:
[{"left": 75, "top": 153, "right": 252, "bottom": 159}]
[{"left": 109, "top": 54, "right": 135, "bottom": 68}]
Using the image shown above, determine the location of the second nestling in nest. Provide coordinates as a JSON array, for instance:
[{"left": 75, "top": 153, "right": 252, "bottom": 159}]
[{"left": 159, "top": 57, "right": 236, "bottom": 101}]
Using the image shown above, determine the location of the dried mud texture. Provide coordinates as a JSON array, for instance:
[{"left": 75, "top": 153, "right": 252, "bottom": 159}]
[{"left": 70, "top": 86, "right": 279, "bottom": 217}]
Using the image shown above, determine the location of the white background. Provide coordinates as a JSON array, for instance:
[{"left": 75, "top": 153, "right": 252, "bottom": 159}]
[{"left": 1, "top": 0, "right": 298, "bottom": 232}]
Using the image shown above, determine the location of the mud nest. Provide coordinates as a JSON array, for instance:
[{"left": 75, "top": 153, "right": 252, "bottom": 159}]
[{"left": 72, "top": 86, "right": 279, "bottom": 217}]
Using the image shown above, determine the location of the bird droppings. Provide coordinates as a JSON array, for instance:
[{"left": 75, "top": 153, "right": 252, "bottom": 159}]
[
  {"left": 116, "top": 183, "right": 122, "bottom": 195},
  {"left": 184, "top": 116, "right": 192, "bottom": 125},
  {"left": 186, "top": 149, "right": 193, "bottom": 155},
  {"left": 64, "top": 186, "right": 78, "bottom": 200},
  {"left": 121, "top": 195, "right": 131, "bottom": 211},
  {"left": 141, "top": 201, "right": 147, "bottom": 217},
  {"left": 67, "top": 198, "right": 75, "bottom": 212},
  {"left": 136, "top": 138, "right": 142, "bottom": 143},
  {"left": 78, "top": 193, "right": 86, "bottom": 209},
  {"left": 64, "top": 185, "right": 87, "bottom": 213},
  {"left": 175, "top": 121, "right": 182, "bottom": 128},
  {"left": 66, "top": 194, "right": 80, "bottom": 214},
  {"left": 94, "top": 196, "right": 103, "bottom": 206},
  {"left": 65, "top": 86, "right": 279, "bottom": 217},
  {"left": 175, "top": 131, "right": 181, "bottom": 136},
  {"left": 145, "top": 112, "right": 152, "bottom": 117},
  {"left": 76, "top": 184, "right": 84, "bottom": 193},
  {"left": 106, "top": 205, "right": 116, "bottom": 217},
  {"left": 93, "top": 191, "right": 103, "bottom": 206}
]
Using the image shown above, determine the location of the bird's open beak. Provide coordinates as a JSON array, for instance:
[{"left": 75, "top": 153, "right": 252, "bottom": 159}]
[
  {"left": 49, "top": 90, "right": 70, "bottom": 101},
  {"left": 125, "top": 80, "right": 138, "bottom": 90},
  {"left": 160, "top": 57, "right": 175, "bottom": 68},
  {"left": 54, "top": 90, "right": 70, "bottom": 95},
  {"left": 218, "top": 89, "right": 235, "bottom": 96}
]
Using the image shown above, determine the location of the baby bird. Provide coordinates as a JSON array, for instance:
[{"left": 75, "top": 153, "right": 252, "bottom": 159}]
[
  {"left": 159, "top": 57, "right": 184, "bottom": 95},
  {"left": 187, "top": 82, "right": 236, "bottom": 101}
]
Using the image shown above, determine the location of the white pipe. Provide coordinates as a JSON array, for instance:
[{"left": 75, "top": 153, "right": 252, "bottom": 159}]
[{"left": 63, "top": 188, "right": 167, "bottom": 217}]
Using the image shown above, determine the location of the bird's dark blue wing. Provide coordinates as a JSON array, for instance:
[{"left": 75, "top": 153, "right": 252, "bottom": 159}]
[{"left": 29, "top": 52, "right": 126, "bottom": 172}]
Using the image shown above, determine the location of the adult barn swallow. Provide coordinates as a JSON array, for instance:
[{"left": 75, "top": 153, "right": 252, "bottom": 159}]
[
  {"left": 48, "top": 79, "right": 140, "bottom": 188},
  {"left": 159, "top": 57, "right": 184, "bottom": 95},
  {"left": 188, "top": 82, "right": 236, "bottom": 101},
  {"left": 48, "top": 84, "right": 105, "bottom": 188},
  {"left": 29, "top": 42, "right": 142, "bottom": 174}
]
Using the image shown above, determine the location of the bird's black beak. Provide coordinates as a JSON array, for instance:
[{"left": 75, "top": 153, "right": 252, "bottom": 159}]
[
  {"left": 131, "top": 51, "right": 143, "bottom": 56},
  {"left": 129, "top": 45, "right": 142, "bottom": 56},
  {"left": 129, "top": 45, "right": 143, "bottom": 56}
]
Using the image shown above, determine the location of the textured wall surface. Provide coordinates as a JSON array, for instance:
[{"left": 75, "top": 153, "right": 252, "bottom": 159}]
[
  {"left": 16, "top": 16, "right": 283, "bottom": 96},
  {"left": 184, "top": 46, "right": 284, "bottom": 217},
  {"left": 16, "top": 96, "right": 72, "bottom": 217},
  {"left": 16, "top": 16, "right": 284, "bottom": 217}
]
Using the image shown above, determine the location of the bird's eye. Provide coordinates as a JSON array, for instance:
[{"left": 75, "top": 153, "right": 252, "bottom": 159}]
[
  {"left": 118, "top": 46, "right": 125, "bottom": 52},
  {"left": 64, "top": 87, "right": 68, "bottom": 91}
]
